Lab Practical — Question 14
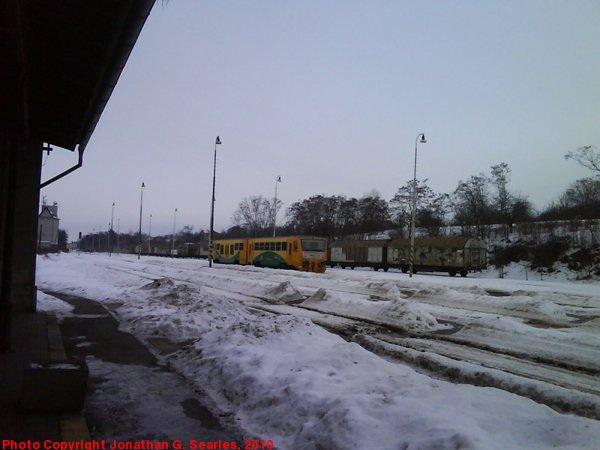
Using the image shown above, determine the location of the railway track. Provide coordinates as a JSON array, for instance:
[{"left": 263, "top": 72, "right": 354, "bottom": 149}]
[
  {"left": 97, "top": 257, "right": 600, "bottom": 418},
  {"left": 109, "top": 258, "right": 599, "bottom": 327}
]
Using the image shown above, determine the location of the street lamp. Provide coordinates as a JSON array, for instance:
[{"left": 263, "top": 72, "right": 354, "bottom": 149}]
[
  {"left": 138, "top": 182, "right": 145, "bottom": 259},
  {"left": 409, "top": 133, "right": 427, "bottom": 278},
  {"left": 273, "top": 176, "right": 282, "bottom": 237},
  {"left": 171, "top": 208, "right": 178, "bottom": 254},
  {"left": 148, "top": 213, "right": 152, "bottom": 253},
  {"left": 109, "top": 202, "right": 115, "bottom": 256},
  {"left": 209, "top": 136, "right": 221, "bottom": 268}
]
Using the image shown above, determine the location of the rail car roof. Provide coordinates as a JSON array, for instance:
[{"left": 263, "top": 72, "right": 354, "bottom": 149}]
[
  {"left": 388, "top": 236, "right": 482, "bottom": 247},
  {"left": 221, "top": 236, "right": 327, "bottom": 241},
  {"left": 330, "top": 237, "right": 484, "bottom": 247},
  {"left": 329, "top": 240, "right": 388, "bottom": 247}
]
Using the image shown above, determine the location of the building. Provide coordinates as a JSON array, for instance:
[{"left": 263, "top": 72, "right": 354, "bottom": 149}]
[
  {"left": 1, "top": 0, "right": 155, "bottom": 436},
  {"left": 38, "top": 202, "right": 60, "bottom": 252}
]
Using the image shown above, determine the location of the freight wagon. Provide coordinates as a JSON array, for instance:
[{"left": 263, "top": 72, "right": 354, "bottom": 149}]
[
  {"left": 329, "top": 237, "right": 487, "bottom": 277},
  {"left": 213, "top": 236, "right": 328, "bottom": 273}
]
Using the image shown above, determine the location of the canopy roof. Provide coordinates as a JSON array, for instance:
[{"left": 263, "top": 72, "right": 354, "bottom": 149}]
[{"left": 16, "top": 0, "right": 154, "bottom": 151}]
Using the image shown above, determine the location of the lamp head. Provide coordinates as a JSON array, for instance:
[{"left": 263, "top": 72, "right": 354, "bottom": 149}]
[
  {"left": 215, "top": 136, "right": 221, "bottom": 145},
  {"left": 420, "top": 134, "right": 427, "bottom": 144}
]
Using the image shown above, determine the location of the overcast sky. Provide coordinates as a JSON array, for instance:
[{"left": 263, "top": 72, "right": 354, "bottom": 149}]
[{"left": 41, "top": 0, "right": 600, "bottom": 240}]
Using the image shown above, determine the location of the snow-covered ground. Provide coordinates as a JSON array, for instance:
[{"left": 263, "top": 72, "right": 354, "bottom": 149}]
[{"left": 37, "top": 253, "right": 600, "bottom": 449}]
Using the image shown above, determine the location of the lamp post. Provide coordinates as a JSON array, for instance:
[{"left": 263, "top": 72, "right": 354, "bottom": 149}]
[
  {"left": 148, "top": 213, "right": 152, "bottom": 253},
  {"left": 117, "top": 218, "right": 120, "bottom": 253},
  {"left": 209, "top": 136, "right": 221, "bottom": 268},
  {"left": 272, "top": 176, "right": 282, "bottom": 237},
  {"left": 171, "top": 208, "right": 178, "bottom": 254},
  {"left": 138, "top": 182, "right": 145, "bottom": 259},
  {"left": 409, "top": 133, "right": 426, "bottom": 278},
  {"left": 109, "top": 202, "right": 115, "bottom": 256}
]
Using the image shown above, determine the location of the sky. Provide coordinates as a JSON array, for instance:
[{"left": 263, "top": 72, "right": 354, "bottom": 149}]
[{"left": 40, "top": 0, "right": 600, "bottom": 240}]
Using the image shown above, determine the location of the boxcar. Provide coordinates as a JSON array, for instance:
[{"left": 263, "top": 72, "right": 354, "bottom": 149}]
[
  {"left": 329, "top": 237, "right": 487, "bottom": 277},
  {"left": 213, "top": 236, "right": 327, "bottom": 273},
  {"left": 328, "top": 240, "right": 388, "bottom": 271},
  {"left": 387, "top": 236, "right": 487, "bottom": 276}
]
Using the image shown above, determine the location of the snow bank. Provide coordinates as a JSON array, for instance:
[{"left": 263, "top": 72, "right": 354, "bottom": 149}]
[
  {"left": 301, "top": 288, "right": 441, "bottom": 332},
  {"left": 35, "top": 253, "right": 600, "bottom": 449},
  {"left": 263, "top": 280, "right": 304, "bottom": 304},
  {"left": 37, "top": 290, "right": 74, "bottom": 317}
]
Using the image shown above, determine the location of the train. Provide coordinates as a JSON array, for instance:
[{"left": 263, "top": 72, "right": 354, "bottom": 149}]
[
  {"left": 213, "top": 235, "right": 328, "bottom": 273},
  {"left": 328, "top": 236, "right": 487, "bottom": 277}
]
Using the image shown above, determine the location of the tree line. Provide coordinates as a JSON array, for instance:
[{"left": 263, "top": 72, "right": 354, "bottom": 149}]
[
  {"left": 78, "top": 225, "right": 208, "bottom": 253},
  {"left": 75, "top": 146, "right": 599, "bottom": 248},
  {"left": 225, "top": 146, "right": 599, "bottom": 240}
]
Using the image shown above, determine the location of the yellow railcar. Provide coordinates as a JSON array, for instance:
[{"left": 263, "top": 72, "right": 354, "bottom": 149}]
[
  {"left": 213, "top": 239, "right": 249, "bottom": 265},
  {"left": 213, "top": 236, "right": 327, "bottom": 273}
]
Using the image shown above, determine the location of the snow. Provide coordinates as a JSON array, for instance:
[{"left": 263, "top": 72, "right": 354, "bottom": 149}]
[
  {"left": 301, "top": 287, "right": 441, "bottom": 332},
  {"left": 37, "top": 290, "right": 74, "bottom": 316},
  {"left": 36, "top": 253, "right": 600, "bottom": 449}
]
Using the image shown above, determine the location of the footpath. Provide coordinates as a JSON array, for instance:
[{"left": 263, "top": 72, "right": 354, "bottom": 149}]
[{"left": 48, "top": 292, "right": 242, "bottom": 444}]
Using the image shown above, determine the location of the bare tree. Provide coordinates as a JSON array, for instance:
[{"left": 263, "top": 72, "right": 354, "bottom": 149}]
[
  {"left": 419, "top": 193, "right": 451, "bottom": 236},
  {"left": 560, "top": 178, "right": 600, "bottom": 208},
  {"left": 390, "top": 179, "right": 435, "bottom": 237},
  {"left": 490, "top": 162, "right": 514, "bottom": 236},
  {"left": 356, "top": 192, "right": 390, "bottom": 235},
  {"left": 565, "top": 145, "right": 600, "bottom": 176},
  {"left": 232, "top": 196, "right": 279, "bottom": 236},
  {"left": 453, "top": 174, "right": 491, "bottom": 237}
]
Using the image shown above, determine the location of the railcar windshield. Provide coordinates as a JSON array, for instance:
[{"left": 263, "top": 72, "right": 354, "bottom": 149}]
[{"left": 301, "top": 239, "right": 326, "bottom": 252}]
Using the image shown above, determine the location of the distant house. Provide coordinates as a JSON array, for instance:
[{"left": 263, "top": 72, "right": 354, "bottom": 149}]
[{"left": 38, "top": 203, "right": 60, "bottom": 252}]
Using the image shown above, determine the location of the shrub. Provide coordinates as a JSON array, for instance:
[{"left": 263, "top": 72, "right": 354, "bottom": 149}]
[{"left": 531, "top": 239, "right": 569, "bottom": 270}]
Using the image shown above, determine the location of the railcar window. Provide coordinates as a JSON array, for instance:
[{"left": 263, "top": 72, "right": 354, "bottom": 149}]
[
  {"left": 240, "top": 243, "right": 244, "bottom": 250},
  {"left": 301, "top": 239, "right": 326, "bottom": 252},
  {"left": 254, "top": 243, "right": 258, "bottom": 250},
  {"left": 269, "top": 242, "right": 275, "bottom": 251},
  {"left": 282, "top": 242, "right": 287, "bottom": 251}
]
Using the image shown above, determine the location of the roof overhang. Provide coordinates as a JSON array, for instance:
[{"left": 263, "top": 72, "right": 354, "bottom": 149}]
[{"left": 14, "top": 0, "right": 155, "bottom": 152}]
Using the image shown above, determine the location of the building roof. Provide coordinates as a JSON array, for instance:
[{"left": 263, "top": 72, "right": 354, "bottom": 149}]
[
  {"left": 39, "top": 206, "right": 58, "bottom": 220},
  {"left": 11, "top": 0, "right": 155, "bottom": 152}
]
